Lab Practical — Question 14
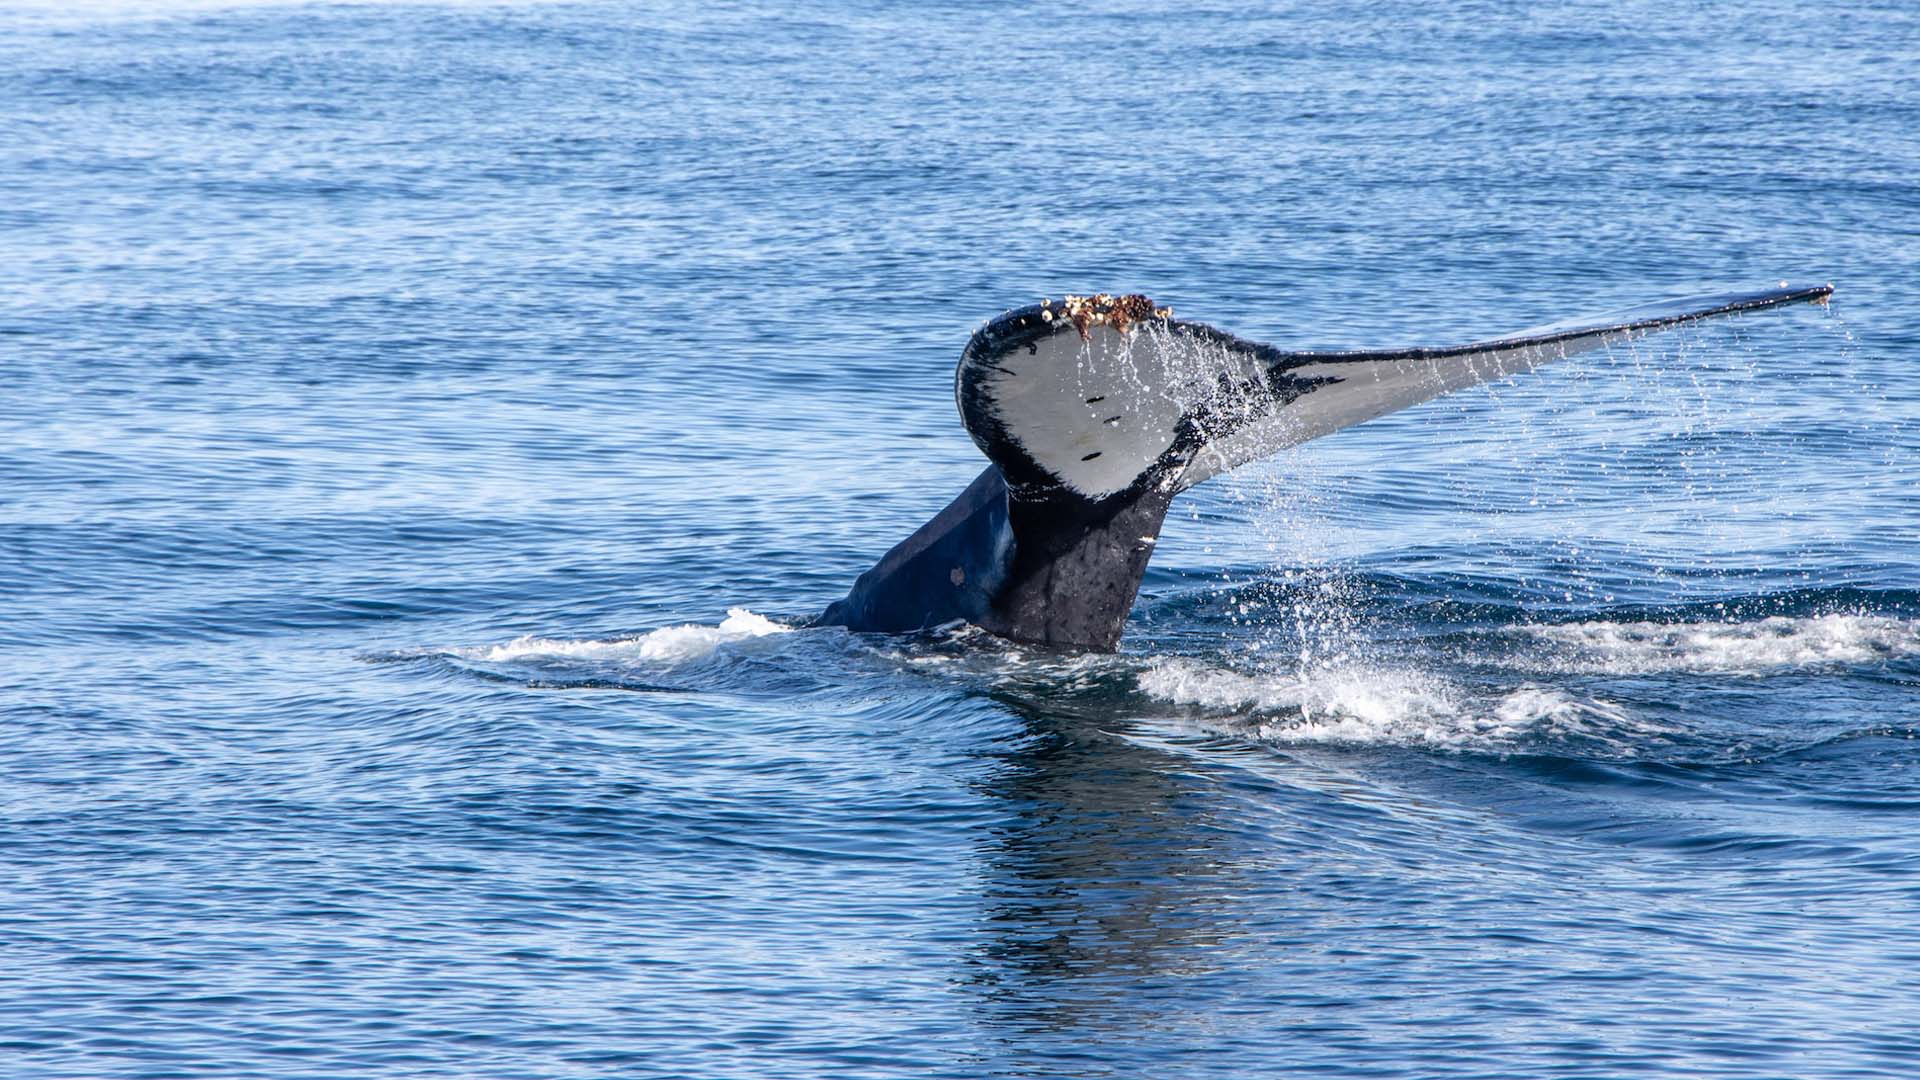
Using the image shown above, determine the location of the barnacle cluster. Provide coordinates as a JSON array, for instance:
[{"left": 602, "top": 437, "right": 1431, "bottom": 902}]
[{"left": 1038, "top": 293, "right": 1173, "bottom": 339}]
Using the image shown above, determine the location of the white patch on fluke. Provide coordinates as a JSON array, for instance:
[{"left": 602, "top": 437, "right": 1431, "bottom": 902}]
[
  {"left": 1181, "top": 338, "right": 1595, "bottom": 488},
  {"left": 970, "top": 324, "right": 1194, "bottom": 498},
  {"left": 479, "top": 608, "right": 789, "bottom": 666}
]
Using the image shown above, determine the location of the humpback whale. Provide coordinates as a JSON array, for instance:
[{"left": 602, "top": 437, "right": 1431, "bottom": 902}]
[{"left": 818, "top": 284, "right": 1833, "bottom": 651}]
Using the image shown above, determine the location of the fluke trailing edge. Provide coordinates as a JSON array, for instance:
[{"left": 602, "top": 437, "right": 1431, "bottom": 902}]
[{"left": 817, "top": 284, "right": 1834, "bottom": 651}]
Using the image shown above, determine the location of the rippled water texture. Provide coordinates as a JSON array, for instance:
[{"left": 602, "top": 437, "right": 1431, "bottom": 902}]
[{"left": 5, "top": 2, "right": 1920, "bottom": 1077}]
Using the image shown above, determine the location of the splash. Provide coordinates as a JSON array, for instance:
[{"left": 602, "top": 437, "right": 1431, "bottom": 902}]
[
  {"left": 479, "top": 608, "right": 790, "bottom": 666},
  {"left": 1525, "top": 613, "right": 1920, "bottom": 675},
  {"left": 1137, "top": 656, "right": 1646, "bottom": 750}
]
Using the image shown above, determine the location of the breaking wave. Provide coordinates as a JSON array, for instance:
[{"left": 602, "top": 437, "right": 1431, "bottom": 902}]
[
  {"left": 1137, "top": 656, "right": 1651, "bottom": 751},
  {"left": 475, "top": 608, "right": 790, "bottom": 666},
  {"left": 1523, "top": 613, "right": 1920, "bottom": 675},
  {"left": 1130, "top": 609, "right": 1919, "bottom": 754}
]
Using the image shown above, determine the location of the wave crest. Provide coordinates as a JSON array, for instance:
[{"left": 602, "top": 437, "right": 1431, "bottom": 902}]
[
  {"left": 1526, "top": 613, "right": 1920, "bottom": 675},
  {"left": 478, "top": 608, "right": 790, "bottom": 666},
  {"left": 1137, "top": 657, "right": 1642, "bottom": 750}
]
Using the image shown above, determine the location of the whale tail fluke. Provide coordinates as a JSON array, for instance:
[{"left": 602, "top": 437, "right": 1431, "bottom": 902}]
[
  {"left": 956, "top": 285, "right": 1834, "bottom": 504},
  {"left": 821, "top": 283, "right": 1834, "bottom": 651}
]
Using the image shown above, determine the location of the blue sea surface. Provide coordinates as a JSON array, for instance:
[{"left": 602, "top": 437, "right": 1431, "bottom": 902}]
[{"left": 4, "top": 2, "right": 1919, "bottom": 1077}]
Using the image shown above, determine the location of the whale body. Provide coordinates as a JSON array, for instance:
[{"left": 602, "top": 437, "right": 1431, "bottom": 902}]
[{"left": 818, "top": 284, "right": 1832, "bottom": 651}]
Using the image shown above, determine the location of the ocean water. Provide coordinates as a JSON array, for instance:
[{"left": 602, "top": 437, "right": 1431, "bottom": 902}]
[{"left": 4, "top": 1, "right": 1919, "bottom": 1077}]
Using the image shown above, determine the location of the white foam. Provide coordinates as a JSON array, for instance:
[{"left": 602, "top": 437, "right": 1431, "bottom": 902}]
[
  {"left": 1526, "top": 614, "right": 1920, "bottom": 675},
  {"left": 478, "top": 608, "right": 790, "bottom": 666},
  {"left": 1138, "top": 657, "right": 1638, "bottom": 749}
]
